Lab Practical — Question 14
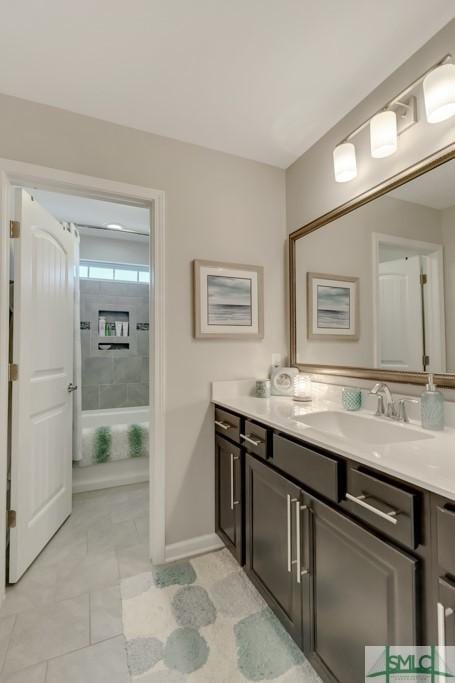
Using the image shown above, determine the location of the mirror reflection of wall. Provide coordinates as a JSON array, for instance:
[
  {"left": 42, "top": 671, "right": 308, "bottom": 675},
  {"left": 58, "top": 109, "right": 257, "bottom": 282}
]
[{"left": 294, "top": 157, "right": 455, "bottom": 375}]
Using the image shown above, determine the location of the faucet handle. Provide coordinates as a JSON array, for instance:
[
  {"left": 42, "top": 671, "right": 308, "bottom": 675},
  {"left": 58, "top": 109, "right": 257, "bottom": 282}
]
[
  {"left": 397, "top": 398, "right": 419, "bottom": 423},
  {"left": 369, "top": 392, "right": 385, "bottom": 417}
]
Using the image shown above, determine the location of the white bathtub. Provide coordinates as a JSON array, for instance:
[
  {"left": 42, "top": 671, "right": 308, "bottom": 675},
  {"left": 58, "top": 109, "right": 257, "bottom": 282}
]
[{"left": 73, "top": 406, "right": 150, "bottom": 494}]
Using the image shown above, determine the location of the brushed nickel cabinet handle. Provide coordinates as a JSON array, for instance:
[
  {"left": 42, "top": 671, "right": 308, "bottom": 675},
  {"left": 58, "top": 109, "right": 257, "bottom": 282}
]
[
  {"left": 295, "top": 502, "right": 308, "bottom": 584},
  {"left": 346, "top": 492, "right": 399, "bottom": 525},
  {"left": 215, "top": 420, "right": 231, "bottom": 431},
  {"left": 230, "top": 453, "right": 240, "bottom": 511},
  {"left": 287, "top": 494, "right": 292, "bottom": 573},
  {"left": 438, "top": 601, "right": 454, "bottom": 649},
  {"left": 240, "top": 433, "right": 264, "bottom": 447}
]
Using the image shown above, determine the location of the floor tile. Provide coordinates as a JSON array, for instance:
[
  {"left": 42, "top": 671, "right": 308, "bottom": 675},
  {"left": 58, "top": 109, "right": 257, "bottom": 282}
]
[
  {"left": 0, "top": 561, "right": 59, "bottom": 618},
  {"left": 2, "top": 662, "right": 47, "bottom": 683},
  {"left": 45, "top": 636, "right": 130, "bottom": 683},
  {"left": 90, "top": 586, "right": 123, "bottom": 644},
  {"left": 3, "top": 593, "right": 90, "bottom": 674},
  {"left": 134, "top": 516, "right": 149, "bottom": 542},
  {"left": 87, "top": 519, "right": 139, "bottom": 555},
  {"left": 0, "top": 614, "right": 16, "bottom": 669},
  {"left": 111, "top": 498, "right": 148, "bottom": 524},
  {"left": 117, "top": 543, "right": 151, "bottom": 579},
  {"left": 55, "top": 551, "right": 119, "bottom": 602}
]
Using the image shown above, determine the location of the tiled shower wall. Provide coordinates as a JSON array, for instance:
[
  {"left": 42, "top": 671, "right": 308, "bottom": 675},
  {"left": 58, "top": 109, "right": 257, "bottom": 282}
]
[{"left": 80, "top": 280, "right": 149, "bottom": 410}]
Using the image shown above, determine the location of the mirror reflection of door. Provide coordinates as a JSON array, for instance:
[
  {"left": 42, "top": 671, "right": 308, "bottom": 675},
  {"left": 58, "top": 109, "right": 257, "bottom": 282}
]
[{"left": 374, "top": 235, "right": 446, "bottom": 374}]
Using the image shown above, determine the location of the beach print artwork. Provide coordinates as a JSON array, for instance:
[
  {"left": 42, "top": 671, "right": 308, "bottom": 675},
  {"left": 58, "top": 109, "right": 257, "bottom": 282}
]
[
  {"left": 193, "top": 260, "right": 264, "bottom": 339},
  {"left": 316, "top": 285, "right": 350, "bottom": 329},
  {"left": 207, "top": 275, "right": 252, "bottom": 326},
  {"left": 307, "top": 272, "right": 359, "bottom": 341}
]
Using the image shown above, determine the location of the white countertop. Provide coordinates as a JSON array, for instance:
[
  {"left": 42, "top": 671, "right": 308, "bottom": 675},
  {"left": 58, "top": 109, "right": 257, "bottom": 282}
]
[{"left": 212, "top": 380, "right": 455, "bottom": 501}]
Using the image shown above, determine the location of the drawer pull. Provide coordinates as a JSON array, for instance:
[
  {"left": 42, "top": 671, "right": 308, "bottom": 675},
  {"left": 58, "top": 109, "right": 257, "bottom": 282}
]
[
  {"left": 240, "top": 433, "right": 264, "bottom": 447},
  {"left": 230, "top": 453, "right": 240, "bottom": 510},
  {"left": 286, "top": 494, "right": 292, "bottom": 573},
  {"left": 215, "top": 420, "right": 232, "bottom": 431},
  {"left": 346, "top": 492, "right": 399, "bottom": 525}
]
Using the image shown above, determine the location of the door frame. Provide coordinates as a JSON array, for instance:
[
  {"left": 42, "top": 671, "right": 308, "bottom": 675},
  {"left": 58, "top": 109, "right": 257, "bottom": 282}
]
[
  {"left": 0, "top": 158, "right": 166, "bottom": 600},
  {"left": 371, "top": 232, "right": 446, "bottom": 373}
]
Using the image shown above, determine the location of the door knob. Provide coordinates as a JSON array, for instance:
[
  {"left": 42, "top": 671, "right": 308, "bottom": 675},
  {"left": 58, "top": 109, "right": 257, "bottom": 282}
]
[{"left": 67, "top": 383, "right": 78, "bottom": 393}]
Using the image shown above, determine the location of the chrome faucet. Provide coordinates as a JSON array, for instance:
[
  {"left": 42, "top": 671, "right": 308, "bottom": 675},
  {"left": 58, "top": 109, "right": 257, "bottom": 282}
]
[
  {"left": 369, "top": 382, "right": 418, "bottom": 422},
  {"left": 369, "top": 382, "right": 394, "bottom": 418}
]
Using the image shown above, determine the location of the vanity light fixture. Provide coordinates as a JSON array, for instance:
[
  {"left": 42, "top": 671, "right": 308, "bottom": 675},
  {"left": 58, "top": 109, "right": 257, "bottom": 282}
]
[
  {"left": 423, "top": 63, "right": 455, "bottom": 123},
  {"left": 370, "top": 110, "right": 398, "bottom": 159},
  {"left": 333, "top": 142, "right": 357, "bottom": 183},
  {"left": 333, "top": 54, "right": 453, "bottom": 183}
]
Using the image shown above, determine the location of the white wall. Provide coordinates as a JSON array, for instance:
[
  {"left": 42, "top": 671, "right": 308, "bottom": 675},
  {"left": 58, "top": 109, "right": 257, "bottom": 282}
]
[
  {"left": 0, "top": 93, "right": 287, "bottom": 546},
  {"left": 79, "top": 231, "right": 149, "bottom": 266},
  {"left": 286, "top": 18, "right": 455, "bottom": 397}
]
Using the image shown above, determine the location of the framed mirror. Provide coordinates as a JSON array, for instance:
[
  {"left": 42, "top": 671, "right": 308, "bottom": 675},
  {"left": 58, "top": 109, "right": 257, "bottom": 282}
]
[{"left": 289, "top": 144, "right": 455, "bottom": 387}]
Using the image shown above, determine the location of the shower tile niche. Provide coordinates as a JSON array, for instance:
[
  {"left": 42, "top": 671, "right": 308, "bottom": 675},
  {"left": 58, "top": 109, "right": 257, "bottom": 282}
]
[{"left": 80, "top": 280, "right": 149, "bottom": 410}]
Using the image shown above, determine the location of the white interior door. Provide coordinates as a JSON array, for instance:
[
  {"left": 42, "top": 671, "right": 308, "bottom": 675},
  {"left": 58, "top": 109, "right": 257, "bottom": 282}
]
[
  {"left": 378, "top": 255, "right": 423, "bottom": 371},
  {"left": 9, "top": 190, "right": 74, "bottom": 582}
]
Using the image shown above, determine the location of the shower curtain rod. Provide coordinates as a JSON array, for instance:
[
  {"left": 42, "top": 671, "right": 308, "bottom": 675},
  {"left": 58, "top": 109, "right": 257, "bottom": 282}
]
[{"left": 75, "top": 223, "right": 149, "bottom": 237}]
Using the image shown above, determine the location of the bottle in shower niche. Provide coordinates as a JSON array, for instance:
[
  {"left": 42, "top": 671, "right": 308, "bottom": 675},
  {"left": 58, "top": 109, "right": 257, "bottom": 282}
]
[
  {"left": 99, "top": 317, "right": 106, "bottom": 337},
  {"left": 421, "top": 374, "right": 444, "bottom": 431}
]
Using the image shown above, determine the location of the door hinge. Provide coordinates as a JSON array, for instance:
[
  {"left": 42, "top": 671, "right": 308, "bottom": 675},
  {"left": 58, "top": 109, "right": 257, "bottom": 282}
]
[
  {"left": 423, "top": 355, "right": 430, "bottom": 367},
  {"left": 7, "top": 510, "right": 16, "bottom": 528},
  {"left": 420, "top": 273, "right": 428, "bottom": 285},
  {"left": 9, "top": 220, "right": 20, "bottom": 239},
  {"left": 8, "top": 363, "right": 18, "bottom": 382}
]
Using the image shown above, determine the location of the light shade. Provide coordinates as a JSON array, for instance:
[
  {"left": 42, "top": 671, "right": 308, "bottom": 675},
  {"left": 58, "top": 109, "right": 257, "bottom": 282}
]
[
  {"left": 370, "top": 110, "right": 397, "bottom": 158},
  {"left": 423, "top": 63, "right": 455, "bottom": 123},
  {"left": 333, "top": 142, "right": 357, "bottom": 183}
]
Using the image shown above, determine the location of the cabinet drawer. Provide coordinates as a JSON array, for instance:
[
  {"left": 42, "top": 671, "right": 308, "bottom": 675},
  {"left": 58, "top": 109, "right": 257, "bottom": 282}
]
[
  {"left": 343, "top": 467, "right": 418, "bottom": 549},
  {"left": 214, "top": 407, "right": 241, "bottom": 444},
  {"left": 272, "top": 434, "right": 342, "bottom": 502},
  {"left": 240, "top": 419, "right": 269, "bottom": 459},
  {"left": 437, "top": 504, "right": 455, "bottom": 576}
]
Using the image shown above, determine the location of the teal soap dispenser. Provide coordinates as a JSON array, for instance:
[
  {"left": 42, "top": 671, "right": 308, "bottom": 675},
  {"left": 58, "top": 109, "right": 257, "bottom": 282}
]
[{"left": 421, "top": 374, "right": 444, "bottom": 431}]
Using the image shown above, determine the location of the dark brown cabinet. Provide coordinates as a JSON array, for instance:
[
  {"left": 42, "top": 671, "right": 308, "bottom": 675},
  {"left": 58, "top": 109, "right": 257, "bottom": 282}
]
[
  {"left": 245, "top": 454, "right": 303, "bottom": 645},
  {"left": 215, "top": 434, "right": 243, "bottom": 563},
  {"left": 305, "top": 495, "right": 418, "bottom": 683}
]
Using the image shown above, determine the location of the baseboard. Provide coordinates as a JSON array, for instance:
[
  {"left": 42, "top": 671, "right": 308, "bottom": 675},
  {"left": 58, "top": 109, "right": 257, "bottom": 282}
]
[{"left": 164, "top": 533, "right": 225, "bottom": 563}]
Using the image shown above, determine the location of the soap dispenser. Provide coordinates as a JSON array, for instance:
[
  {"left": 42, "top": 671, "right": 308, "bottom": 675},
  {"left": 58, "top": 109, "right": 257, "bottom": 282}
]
[{"left": 421, "top": 374, "right": 444, "bottom": 431}]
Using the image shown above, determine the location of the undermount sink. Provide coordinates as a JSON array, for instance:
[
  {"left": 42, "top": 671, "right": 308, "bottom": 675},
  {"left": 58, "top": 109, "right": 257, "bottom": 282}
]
[{"left": 294, "top": 410, "right": 434, "bottom": 445}]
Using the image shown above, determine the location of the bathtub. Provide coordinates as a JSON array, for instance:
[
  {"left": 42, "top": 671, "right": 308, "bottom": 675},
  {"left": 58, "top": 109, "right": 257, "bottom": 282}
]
[{"left": 73, "top": 406, "right": 150, "bottom": 494}]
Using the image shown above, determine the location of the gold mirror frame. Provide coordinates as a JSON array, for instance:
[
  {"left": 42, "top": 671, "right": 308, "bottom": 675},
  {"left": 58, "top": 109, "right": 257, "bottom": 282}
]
[{"left": 289, "top": 143, "right": 455, "bottom": 388}]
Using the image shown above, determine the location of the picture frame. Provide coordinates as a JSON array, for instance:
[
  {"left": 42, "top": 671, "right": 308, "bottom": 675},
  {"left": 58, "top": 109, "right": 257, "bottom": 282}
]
[
  {"left": 307, "top": 272, "right": 359, "bottom": 341},
  {"left": 193, "top": 259, "right": 264, "bottom": 339}
]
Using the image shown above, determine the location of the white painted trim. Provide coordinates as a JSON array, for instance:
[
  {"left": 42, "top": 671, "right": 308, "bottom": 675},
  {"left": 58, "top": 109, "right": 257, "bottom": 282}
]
[
  {"left": 0, "top": 158, "right": 166, "bottom": 589},
  {"left": 165, "top": 533, "right": 224, "bottom": 563},
  {"left": 0, "top": 171, "right": 11, "bottom": 602}
]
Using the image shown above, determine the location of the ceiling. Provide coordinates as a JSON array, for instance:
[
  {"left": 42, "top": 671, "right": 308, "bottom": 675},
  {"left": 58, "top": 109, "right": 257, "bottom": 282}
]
[
  {"left": 28, "top": 189, "right": 150, "bottom": 234},
  {"left": 0, "top": 2, "right": 453, "bottom": 168},
  {"left": 388, "top": 158, "right": 455, "bottom": 210}
]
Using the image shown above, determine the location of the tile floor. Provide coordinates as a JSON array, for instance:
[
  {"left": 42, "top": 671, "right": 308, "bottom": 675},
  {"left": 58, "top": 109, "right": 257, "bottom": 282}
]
[{"left": 0, "top": 482, "right": 149, "bottom": 682}]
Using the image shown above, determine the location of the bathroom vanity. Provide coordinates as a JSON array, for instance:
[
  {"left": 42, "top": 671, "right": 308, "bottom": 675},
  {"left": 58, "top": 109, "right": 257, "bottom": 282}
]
[{"left": 213, "top": 392, "right": 455, "bottom": 683}]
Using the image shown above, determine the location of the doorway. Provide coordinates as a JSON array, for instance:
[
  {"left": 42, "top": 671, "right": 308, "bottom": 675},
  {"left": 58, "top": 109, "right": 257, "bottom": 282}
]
[{"left": 0, "top": 159, "right": 165, "bottom": 602}]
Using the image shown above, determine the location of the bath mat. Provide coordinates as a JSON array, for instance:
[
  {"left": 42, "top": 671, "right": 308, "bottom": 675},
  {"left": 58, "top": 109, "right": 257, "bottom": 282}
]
[
  {"left": 121, "top": 548, "right": 321, "bottom": 682},
  {"left": 78, "top": 421, "right": 149, "bottom": 467}
]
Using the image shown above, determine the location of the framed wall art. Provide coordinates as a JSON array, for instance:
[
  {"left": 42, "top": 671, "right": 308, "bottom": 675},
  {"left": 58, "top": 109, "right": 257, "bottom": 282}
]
[
  {"left": 307, "top": 272, "right": 359, "bottom": 341},
  {"left": 193, "top": 260, "right": 264, "bottom": 339}
]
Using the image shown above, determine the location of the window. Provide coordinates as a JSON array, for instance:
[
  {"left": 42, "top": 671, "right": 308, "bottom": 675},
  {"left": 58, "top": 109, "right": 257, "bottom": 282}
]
[{"left": 79, "top": 260, "right": 150, "bottom": 283}]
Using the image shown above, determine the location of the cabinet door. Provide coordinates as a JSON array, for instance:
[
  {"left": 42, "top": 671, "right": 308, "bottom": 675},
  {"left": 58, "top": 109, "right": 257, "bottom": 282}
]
[
  {"left": 245, "top": 454, "right": 302, "bottom": 645},
  {"left": 307, "top": 496, "right": 418, "bottom": 683},
  {"left": 215, "top": 435, "right": 243, "bottom": 564}
]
